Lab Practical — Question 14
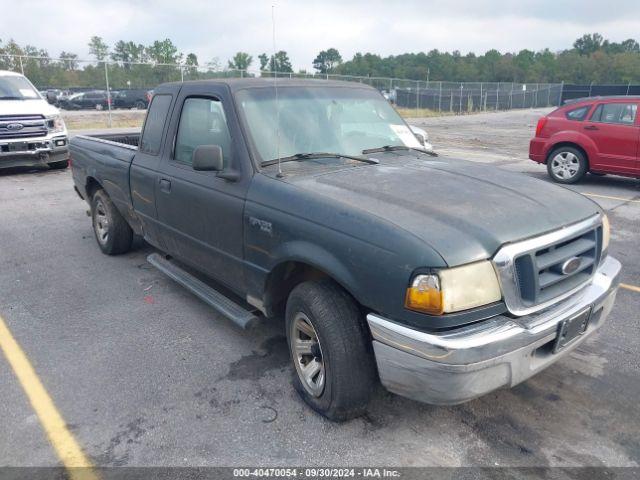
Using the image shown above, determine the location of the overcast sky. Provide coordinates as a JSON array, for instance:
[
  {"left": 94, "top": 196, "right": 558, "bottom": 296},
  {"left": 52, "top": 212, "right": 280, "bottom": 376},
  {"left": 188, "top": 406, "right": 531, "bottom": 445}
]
[{"left": 4, "top": 0, "right": 640, "bottom": 70}]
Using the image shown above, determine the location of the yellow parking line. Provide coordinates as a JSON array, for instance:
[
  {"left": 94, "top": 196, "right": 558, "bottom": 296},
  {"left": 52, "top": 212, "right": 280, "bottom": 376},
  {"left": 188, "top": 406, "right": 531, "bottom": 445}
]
[
  {"left": 0, "top": 314, "right": 98, "bottom": 480},
  {"left": 621, "top": 283, "right": 640, "bottom": 293},
  {"left": 583, "top": 193, "right": 640, "bottom": 204}
]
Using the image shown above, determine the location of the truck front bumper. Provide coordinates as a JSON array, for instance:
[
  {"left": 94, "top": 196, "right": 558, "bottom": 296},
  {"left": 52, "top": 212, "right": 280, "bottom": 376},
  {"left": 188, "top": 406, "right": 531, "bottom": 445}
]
[
  {"left": 366, "top": 255, "right": 621, "bottom": 405},
  {"left": 0, "top": 134, "right": 70, "bottom": 169}
]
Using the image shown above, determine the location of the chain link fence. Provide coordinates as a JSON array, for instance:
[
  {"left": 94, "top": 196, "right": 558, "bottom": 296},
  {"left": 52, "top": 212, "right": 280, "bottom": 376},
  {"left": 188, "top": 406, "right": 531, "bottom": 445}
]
[{"left": 2, "top": 54, "right": 566, "bottom": 126}]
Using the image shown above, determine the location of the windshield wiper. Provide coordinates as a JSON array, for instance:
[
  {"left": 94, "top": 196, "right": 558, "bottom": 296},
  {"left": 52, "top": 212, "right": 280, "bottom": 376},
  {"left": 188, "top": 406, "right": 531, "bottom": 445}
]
[
  {"left": 0, "top": 96, "right": 23, "bottom": 100},
  {"left": 362, "top": 145, "right": 437, "bottom": 156},
  {"left": 261, "top": 152, "right": 379, "bottom": 167}
]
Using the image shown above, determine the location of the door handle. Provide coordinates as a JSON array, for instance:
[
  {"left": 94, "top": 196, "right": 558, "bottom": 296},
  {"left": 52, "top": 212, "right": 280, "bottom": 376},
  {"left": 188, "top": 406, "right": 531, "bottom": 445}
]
[
  {"left": 159, "top": 178, "right": 172, "bottom": 193},
  {"left": 584, "top": 125, "right": 599, "bottom": 131}
]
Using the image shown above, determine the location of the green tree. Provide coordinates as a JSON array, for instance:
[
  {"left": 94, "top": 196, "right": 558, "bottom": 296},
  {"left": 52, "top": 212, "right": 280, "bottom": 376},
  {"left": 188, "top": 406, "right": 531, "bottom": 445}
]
[
  {"left": 111, "top": 41, "right": 146, "bottom": 68},
  {"left": 272, "top": 51, "right": 293, "bottom": 73},
  {"left": 312, "top": 48, "right": 342, "bottom": 73},
  {"left": 258, "top": 53, "right": 269, "bottom": 71},
  {"left": 573, "top": 33, "right": 604, "bottom": 56},
  {"left": 227, "top": 52, "right": 253, "bottom": 71},
  {"left": 88, "top": 36, "right": 109, "bottom": 61},
  {"left": 146, "top": 39, "right": 181, "bottom": 64},
  {"left": 184, "top": 53, "right": 199, "bottom": 79},
  {"left": 59, "top": 51, "right": 78, "bottom": 71}
]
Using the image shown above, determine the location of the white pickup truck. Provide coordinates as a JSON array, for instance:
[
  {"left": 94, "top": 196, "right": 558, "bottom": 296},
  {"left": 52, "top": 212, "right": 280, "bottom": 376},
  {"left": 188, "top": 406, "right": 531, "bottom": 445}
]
[{"left": 0, "top": 70, "right": 69, "bottom": 170}]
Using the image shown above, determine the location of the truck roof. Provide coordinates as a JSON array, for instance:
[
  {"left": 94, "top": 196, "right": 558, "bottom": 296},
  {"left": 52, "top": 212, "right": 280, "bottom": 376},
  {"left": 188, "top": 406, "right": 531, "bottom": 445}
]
[{"left": 156, "top": 77, "right": 376, "bottom": 93}]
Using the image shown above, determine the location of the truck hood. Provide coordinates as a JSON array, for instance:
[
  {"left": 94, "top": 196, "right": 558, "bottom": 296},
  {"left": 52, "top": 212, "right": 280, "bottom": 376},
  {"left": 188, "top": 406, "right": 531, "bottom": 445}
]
[
  {"left": 286, "top": 155, "right": 601, "bottom": 266},
  {"left": 0, "top": 99, "right": 60, "bottom": 117}
]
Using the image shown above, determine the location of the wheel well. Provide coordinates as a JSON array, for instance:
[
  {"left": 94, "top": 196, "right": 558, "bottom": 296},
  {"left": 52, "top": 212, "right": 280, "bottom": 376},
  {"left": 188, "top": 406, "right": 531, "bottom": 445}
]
[
  {"left": 85, "top": 177, "right": 102, "bottom": 200},
  {"left": 546, "top": 142, "right": 590, "bottom": 168},
  {"left": 263, "top": 261, "right": 340, "bottom": 318}
]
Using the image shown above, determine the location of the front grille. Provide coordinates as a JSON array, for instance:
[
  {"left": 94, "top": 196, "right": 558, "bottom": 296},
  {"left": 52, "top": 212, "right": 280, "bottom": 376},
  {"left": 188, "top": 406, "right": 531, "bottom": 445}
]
[
  {"left": 514, "top": 226, "right": 601, "bottom": 306},
  {"left": 0, "top": 115, "right": 48, "bottom": 139},
  {"left": 493, "top": 215, "right": 603, "bottom": 316}
]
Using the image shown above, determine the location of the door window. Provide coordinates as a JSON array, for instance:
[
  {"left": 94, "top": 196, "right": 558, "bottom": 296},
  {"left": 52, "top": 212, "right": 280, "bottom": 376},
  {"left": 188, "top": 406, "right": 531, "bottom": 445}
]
[
  {"left": 174, "top": 97, "right": 232, "bottom": 167},
  {"left": 590, "top": 103, "right": 638, "bottom": 125}
]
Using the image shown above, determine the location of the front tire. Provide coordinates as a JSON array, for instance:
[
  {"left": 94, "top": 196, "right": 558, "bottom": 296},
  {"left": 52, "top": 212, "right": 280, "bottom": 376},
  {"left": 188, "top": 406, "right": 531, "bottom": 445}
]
[
  {"left": 285, "top": 279, "right": 376, "bottom": 421},
  {"left": 547, "top": 147, "right": 587, "bottom": 184},
  {"left": 91, "top": 189, "right": 133, "bottom": 255}
]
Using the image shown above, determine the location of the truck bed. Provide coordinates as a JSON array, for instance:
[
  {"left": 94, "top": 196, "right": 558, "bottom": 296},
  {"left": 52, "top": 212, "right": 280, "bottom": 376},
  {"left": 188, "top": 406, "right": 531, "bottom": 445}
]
[
  {"left": 77, "top": 131, "right": 141, "bottom": 148},
  {"left": 69, "top": 131, "right": 141, "bottom": 227}
]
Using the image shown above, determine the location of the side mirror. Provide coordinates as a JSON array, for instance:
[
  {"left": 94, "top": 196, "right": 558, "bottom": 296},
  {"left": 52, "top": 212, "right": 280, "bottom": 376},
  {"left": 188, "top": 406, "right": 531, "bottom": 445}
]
[{"left": 192, "top": 145, "right": 223, "bottom": 171}]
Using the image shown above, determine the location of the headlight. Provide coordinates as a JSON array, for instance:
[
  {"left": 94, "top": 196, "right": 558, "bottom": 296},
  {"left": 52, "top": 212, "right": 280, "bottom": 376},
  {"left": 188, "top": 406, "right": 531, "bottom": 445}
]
[
  {"left": 46, "top": 115, "right": 66, "bottom": 134},
  {"left": 405, "top": 261, "right": 502, "bottom": 315},
  {"left": 602, "top": 214, "right": 610, "bottom": 254}
]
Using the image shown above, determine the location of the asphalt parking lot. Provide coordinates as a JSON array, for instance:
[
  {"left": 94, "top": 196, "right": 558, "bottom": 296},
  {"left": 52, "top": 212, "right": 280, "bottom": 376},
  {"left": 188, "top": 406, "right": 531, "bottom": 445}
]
[{"left": 1, "top": 108, "right": 639, "bottom": 469}]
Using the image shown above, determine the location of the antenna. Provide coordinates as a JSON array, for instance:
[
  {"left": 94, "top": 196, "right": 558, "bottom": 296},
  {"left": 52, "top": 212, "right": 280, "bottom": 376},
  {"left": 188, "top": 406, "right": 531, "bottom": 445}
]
[{"left": 272, "top": 4, "right": 283, "bottom": 178}]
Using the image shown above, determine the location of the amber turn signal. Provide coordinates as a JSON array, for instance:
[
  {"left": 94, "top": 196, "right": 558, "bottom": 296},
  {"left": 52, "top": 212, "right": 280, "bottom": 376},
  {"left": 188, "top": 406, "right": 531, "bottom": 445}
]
[{"left": 405, "top": 274, "right": 444, "bottom": 315}]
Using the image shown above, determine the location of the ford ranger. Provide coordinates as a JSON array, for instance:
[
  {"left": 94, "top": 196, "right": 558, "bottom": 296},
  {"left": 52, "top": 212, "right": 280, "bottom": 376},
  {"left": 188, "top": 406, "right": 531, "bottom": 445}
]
[
  {"left": 70, "top": 79, "right": 621, "bottom": 421},
  {"left": 0, "top": 70, "right": 69, "bottom": 170}
]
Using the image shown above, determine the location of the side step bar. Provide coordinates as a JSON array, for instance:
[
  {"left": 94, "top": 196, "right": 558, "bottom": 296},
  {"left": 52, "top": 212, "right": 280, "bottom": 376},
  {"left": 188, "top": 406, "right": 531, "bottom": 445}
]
[{"left": 147, "top": 253, "right": 260, "bottom": 329}]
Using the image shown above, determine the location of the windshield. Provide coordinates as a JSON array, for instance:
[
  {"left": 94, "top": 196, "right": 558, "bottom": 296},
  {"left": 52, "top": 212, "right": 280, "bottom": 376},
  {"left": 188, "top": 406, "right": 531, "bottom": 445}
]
[
  {"left": 0, "top": 74, "right": 41, "bottom": 100},
  {"left": 236, "top": 86, "right": 421, "bottom": 165}
]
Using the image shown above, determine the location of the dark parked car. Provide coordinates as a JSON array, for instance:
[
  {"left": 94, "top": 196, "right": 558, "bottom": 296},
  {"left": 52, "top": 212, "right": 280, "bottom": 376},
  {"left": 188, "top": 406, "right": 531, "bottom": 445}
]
[
  {"left": 69, "top": 79, "right": 620, "bottom": 421},
  {"left": 530, "top": 96, "right": 640, "bottom": 183},
  {"left": 112, "top": 88, "right": 151, "bottom": 109},
  {"left": 58, "top": 90, "right": 110, "bottom": 110}
]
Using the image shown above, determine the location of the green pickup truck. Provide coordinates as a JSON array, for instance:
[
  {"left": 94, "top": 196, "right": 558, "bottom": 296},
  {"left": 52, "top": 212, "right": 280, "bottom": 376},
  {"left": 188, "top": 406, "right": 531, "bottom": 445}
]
[{"left": 70, "top": 78, "right": 621, "bottom": 421}]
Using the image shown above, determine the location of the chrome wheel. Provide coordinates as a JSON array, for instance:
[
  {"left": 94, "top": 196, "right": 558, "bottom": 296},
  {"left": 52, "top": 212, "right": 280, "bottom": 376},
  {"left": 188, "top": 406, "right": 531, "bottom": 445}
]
[
  {"left": 291, "top": 312, "right": 325, "bottom": 397},
  {"left": 551, "top": 151, "right": 580, "bottom": 179},
  {"left": 93, "top": 200, "right": 109, "bottom": 245}
]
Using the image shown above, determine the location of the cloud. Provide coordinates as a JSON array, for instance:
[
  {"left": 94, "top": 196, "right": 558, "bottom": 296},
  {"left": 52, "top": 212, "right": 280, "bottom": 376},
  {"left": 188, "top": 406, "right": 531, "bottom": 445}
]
[{"left": 3, "top": 0, "right": 639, "bottom": 70}]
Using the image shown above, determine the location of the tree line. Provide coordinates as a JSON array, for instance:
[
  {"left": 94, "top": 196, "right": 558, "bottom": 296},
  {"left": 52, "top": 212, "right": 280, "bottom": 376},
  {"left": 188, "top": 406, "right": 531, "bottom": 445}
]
[
  {"left": 0, "top": 33, "right": 638, "bottom": 90},
  {"left": 333, "top": 34, "right": 640, "bottom": 84}
]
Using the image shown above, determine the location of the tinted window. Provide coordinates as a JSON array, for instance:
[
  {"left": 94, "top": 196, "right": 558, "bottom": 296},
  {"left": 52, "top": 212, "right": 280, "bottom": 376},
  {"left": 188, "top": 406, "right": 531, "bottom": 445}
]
[
  {"left": 565, "top": 106, "right": 590, "bottom": 121},
  {"left": 174, "top": 97, "right": 232, "bottom": 167},
  {"left": 140, "top": 94, "right": 172, "bottom": 155},
  {"left": 591, "top": 103, "right": 637, "bottom": 125}
]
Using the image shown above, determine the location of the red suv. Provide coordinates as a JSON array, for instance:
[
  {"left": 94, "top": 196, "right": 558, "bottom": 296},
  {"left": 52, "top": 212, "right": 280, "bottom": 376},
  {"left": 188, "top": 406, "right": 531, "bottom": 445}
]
[{"left": 529, "top": 96, "right": 639, "bottom": 183}]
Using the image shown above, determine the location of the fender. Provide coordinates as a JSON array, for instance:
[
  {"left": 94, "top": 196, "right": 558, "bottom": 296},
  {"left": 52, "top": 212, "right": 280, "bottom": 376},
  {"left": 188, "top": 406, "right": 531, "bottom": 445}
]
[
  {"left": 267, "top": 239, "right": 359, "bottom": 300},
  {"left": 546, "top": 130, "right": 599, "bottom": 165}
]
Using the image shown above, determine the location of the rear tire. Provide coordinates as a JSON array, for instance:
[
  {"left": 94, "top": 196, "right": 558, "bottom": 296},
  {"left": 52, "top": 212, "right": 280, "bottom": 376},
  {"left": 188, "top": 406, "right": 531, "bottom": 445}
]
[
  {"left": 285, "top": 279, "right": 376, "bottom": 421},
  {"left": 49, "top": 160, "right": 69, "bottom": 170},
  {"left": 134, "top": 100, "right": 146, "bottom": 109},
  {"left": 546, "top": 147, "right": 587, "bottom": 184},
  {"left": 91, "top": 189, "right": 133, "bottom": 255}
]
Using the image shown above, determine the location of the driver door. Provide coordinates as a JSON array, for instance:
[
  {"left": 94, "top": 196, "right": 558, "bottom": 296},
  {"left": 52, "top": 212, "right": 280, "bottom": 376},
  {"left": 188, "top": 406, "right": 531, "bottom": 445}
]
[{"left": 154, "top": 85, "right": 250, "bottom": 292}]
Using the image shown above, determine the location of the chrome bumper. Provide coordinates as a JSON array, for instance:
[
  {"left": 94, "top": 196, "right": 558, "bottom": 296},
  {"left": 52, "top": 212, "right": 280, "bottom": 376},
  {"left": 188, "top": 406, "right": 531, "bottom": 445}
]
[
  {"left": 0, "top": 134, "right": 69, "bottom": 167},
  {"left": 367, "top": 255, "right": 621, "bottom": 405}
]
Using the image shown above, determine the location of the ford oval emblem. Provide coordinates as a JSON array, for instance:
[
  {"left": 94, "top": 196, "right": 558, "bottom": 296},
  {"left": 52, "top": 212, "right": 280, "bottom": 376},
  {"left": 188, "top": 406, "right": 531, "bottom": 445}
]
[
  {"left": 6, "top": 123, "right": 24, "bottom": 131},
  {"left": 561, "top": 257, "right": 582, "bottom": 275}
]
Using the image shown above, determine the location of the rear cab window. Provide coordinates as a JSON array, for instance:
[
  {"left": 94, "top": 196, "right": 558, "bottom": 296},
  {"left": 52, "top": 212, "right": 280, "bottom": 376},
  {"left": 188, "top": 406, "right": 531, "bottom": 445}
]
[
  {"left": 140, "top": 94, "right": 172, "bottom": 155},
  {"left": 564, "top": 105, "right": 590, "bottom": 121},
  {"left": 590, "top": 103, "right": 638, "bottom": 125}
]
